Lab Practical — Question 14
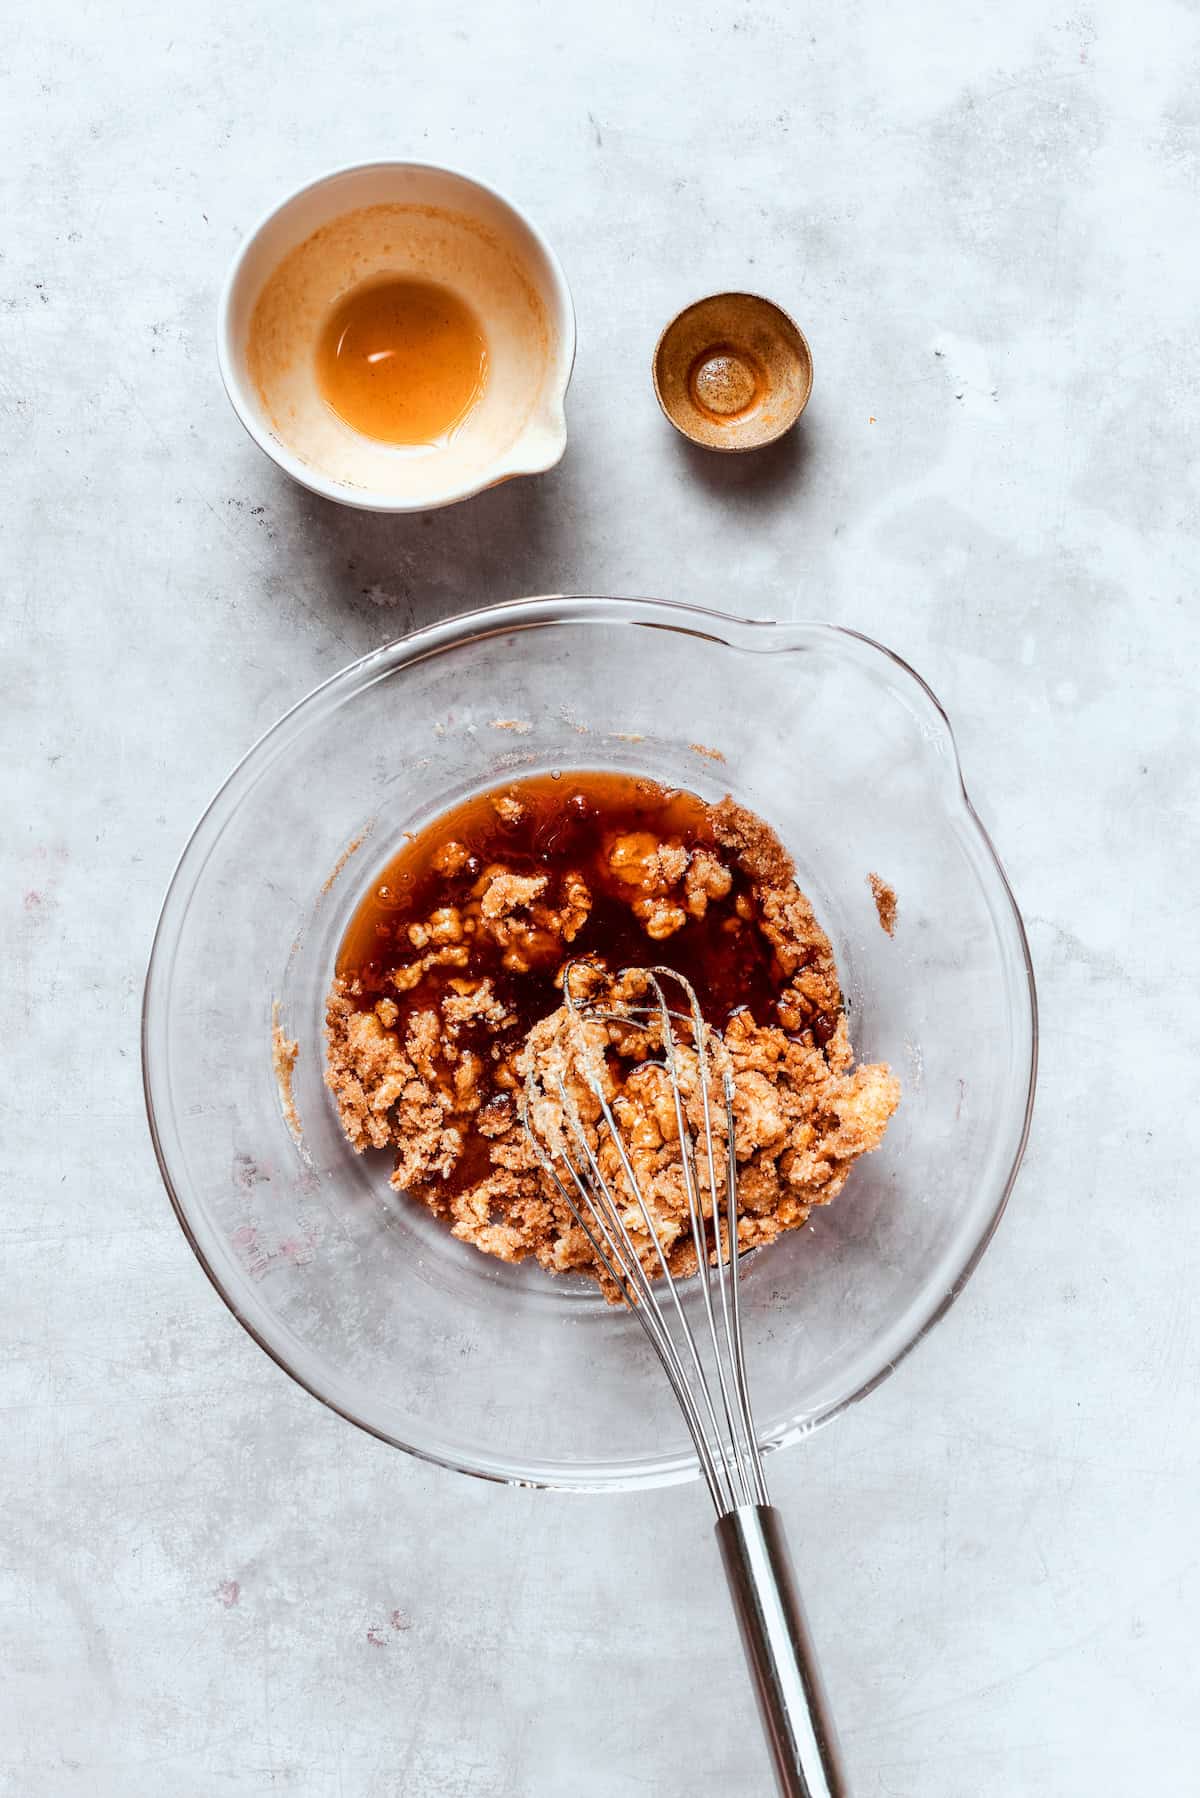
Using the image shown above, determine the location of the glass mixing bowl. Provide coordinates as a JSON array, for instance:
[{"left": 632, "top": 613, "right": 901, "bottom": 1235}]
[{"left": 143, "top": 597, "right": 1037, "bottom": 1490}]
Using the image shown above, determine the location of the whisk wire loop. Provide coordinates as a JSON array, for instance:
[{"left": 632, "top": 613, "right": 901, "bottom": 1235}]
[
  {"left": 643, "top": 971, "right": 756, "bottom": 1512},
  {"left": 521, "top": 962, "right": 770, "bottom": 1518},
  {"left": 528, "top": 1119, "right": 727, "bottom": 1499}
]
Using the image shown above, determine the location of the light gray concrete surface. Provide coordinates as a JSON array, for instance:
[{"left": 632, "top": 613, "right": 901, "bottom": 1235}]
[{"left": 3, "top": 1, "right": 1198, "bottom": 1792}]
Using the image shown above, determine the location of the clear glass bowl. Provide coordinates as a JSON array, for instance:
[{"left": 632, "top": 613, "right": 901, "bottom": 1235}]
[{"left": 143, "top": 597, "right": 1037, "bottom": 1491}]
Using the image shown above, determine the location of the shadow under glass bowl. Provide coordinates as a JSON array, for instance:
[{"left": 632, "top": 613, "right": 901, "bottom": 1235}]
[{"left": 142, "top": 596, "right": 1037, "bottom": 1492}]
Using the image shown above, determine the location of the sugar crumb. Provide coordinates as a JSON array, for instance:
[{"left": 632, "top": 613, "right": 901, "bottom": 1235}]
[
  {"left": 321, "top": 828, "right": 369, "bottom": 895},
  {"left": 271, "top": 1001, "right": 302, "bottom": 1140},
  {"left": 868, "top": 872, "right": 897, "bottom": 936}
]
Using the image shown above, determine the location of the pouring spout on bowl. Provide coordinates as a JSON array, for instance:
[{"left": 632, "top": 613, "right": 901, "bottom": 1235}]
[{"left": 498, "top": 404, "right": 569, "bottom": 480}]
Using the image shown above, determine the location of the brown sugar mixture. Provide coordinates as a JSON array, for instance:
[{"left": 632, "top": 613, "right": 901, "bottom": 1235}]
[{"left": 325, "top": 773, "right": 900, "bottom": 1292}]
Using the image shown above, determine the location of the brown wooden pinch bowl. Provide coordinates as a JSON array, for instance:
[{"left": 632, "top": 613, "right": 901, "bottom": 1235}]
[{"left": 653, "top": 292, "right": 812, "bottom": 452}]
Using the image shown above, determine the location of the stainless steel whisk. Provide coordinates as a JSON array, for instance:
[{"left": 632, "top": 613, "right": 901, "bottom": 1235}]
[{"left": 521, "top": 965, "right": 848, "bottom": 1798}]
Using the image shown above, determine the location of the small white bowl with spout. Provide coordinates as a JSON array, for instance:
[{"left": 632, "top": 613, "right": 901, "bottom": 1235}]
[{"left": 218, "top": 162, "right": 575, "bottom": 513}]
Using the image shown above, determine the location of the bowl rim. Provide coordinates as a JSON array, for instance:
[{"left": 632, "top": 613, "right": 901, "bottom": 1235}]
[
  {"left": 142, "top": 594, "right": 1039, "bottom": 1492},
  {"left": 215, "top": 159, "right": 577, "bottom": 514}
]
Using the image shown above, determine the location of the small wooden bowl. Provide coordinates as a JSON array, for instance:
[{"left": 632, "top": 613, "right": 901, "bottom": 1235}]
[{"left": 652, "top": 292, "right": 812, "bottom": 452}]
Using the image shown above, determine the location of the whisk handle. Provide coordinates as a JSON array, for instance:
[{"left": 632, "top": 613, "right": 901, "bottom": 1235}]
[{"left": 716, "top": 1504, "right": 848, "bottom": 1798}]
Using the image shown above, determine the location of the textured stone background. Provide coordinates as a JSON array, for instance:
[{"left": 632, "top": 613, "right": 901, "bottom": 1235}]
[{"left": 3, "top": 1, "right": 1198, "bottom": 1792}]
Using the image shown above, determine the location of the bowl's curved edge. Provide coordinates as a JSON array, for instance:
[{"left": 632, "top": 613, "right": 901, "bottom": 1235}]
[{"left": 142, "top": 594, "right": 1039, "bottom": 1492}]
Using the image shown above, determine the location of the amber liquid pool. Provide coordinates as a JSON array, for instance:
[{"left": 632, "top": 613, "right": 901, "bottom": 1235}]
[
  {"left": 336, "top": 772, "right": 791, "bottom": 1034},
  {"left": 316, "top": 276, "right": 488, "bottom": 447}
]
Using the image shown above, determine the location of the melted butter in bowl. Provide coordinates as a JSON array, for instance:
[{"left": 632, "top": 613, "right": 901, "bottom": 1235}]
[
  {"left": 315, "top": 276, "right": 489, "bottom": 450},
  {"left": 221, "top": 165, "right": 575, "bottom": 511}
]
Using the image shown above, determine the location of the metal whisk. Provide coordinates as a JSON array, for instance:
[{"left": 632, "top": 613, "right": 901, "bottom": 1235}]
[{"left": 521, "top": 965, "right": 848, "bottom": 1798}]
